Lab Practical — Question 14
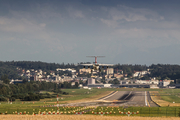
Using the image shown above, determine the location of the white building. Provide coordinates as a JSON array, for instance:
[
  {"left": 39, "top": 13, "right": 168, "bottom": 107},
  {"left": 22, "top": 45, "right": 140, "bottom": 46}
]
[
  {"left": 136, "top": 80, "right": 159, "bottom": 84},
  {"left": 106, "top": 68, "right": 114, "bottom": 75},
  {"left": 104, "top": 84, "right": 112, "bottom": 88},
  {"left": 88, "top": 78, "right": 95, "bottom": 85},
  {"left": 56, "top": 68, "right": 76, "bottom": 73},
  {"left": 133, "top": 71, "right": 150, "bottom": 77},
  {"left": 79, "top": 68, "right": 91, "bottom": 74}
]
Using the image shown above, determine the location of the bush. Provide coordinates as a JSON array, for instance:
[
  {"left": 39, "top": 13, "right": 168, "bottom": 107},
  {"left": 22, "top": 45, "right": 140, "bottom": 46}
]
[
  {"left": 62, "top": 92, "right": 69, "bottom": 95},
  {"left": 44, "top": 95, "right": 51, "bottom": 98},
  {"left": 39, "top": 95, "right": 45, "bottom": 99},
  {"left": 22, "top": 94, "right": 40, "bottom": 101},
  {"left": 10, "top": 97, "right": 16, "bottom": 101},
  {"left": 0, "top": 96, "right": 7, "bottom": 101},
  {"left": 51, "top": 95, "right": 57, "bottom": 98}
]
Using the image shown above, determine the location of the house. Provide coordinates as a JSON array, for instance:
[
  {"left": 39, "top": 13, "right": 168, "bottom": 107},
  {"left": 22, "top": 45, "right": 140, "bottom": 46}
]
[{"left": 133, "top": 71, "right": 150, "bottom": 77}]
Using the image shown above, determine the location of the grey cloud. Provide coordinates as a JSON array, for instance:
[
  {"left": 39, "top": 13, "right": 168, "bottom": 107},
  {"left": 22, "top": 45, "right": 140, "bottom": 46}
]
[{"left": 0, "top": 0, "right": 180, "bottom": 65}]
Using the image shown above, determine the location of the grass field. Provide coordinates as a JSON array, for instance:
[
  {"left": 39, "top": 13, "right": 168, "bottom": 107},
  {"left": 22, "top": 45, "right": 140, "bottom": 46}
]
[
  {"left": 0, "top": 88, "right": 114, "bottom": 114},
  {"left": 150, "top": 89, "right": 180, "bottom": 107},
  {"left": 0, "top": 88, "right": 180, "bottom": 107},
  {"left": 158, "top": 89, "right": 180, "bottom": 103},
  {"left": 1, "top": 115, "right": 180, "bottom": 120},
  {"left": 0, "top": 115, "right": 179, "bottom": 120},
  {"left": 0, "top": 88, "right": 180, "bottom": 117},
  {"left": 0, "top": 105, "right": 180, "bottom": 117}
]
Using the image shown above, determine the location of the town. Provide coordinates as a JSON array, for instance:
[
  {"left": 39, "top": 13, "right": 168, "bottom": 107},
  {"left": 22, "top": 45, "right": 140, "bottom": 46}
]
[{"left": 9, "top": 66, "right": 175, "bottom": 89}]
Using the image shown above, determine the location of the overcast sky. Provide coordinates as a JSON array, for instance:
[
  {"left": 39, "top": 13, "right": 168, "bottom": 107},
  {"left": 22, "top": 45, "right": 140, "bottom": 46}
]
[{"left": 0, "top": 0, "right": 180, "bottom": 65}]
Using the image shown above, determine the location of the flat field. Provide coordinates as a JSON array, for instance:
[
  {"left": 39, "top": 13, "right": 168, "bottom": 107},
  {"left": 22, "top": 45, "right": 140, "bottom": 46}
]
[
  {"left": 150, "top": 89, "right": 180, "bottom": 107},
  {"left": 0, "top": 115, "right": 179, "bottom": 120},
  {"left": 0, "top": 88, "right": 180, "bottom": 116}
]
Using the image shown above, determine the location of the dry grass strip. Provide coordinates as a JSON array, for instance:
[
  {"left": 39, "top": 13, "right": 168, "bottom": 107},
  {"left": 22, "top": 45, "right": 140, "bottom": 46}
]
[
  {"left": 150, "top": 91, "right": 180, "bottom": 107},
  {"left": 0, "top": 115, "right": 179, "bottom": 120}
]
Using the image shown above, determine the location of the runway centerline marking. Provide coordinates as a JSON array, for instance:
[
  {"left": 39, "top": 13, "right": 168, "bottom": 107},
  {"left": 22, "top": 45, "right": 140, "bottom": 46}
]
[{"left": 145, "top": 91, "right": 150, "bottom": 107}]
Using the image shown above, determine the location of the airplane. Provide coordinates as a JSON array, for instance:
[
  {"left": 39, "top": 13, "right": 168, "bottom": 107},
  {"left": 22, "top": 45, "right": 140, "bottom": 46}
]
[{"left": 80, "top": 56, "right": 114, "bottom": 72}]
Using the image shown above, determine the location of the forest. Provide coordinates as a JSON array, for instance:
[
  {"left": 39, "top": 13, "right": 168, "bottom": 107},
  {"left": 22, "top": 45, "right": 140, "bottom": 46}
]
[{"left": 0, "top": 76, "right": 78, "bottom": 101}]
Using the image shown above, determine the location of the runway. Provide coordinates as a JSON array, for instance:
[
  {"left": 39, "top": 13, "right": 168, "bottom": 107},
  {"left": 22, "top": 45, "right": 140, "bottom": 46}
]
[
  {"left": 98, "top": 91, "right": 158, "bottom": 107},
  {"left": 60, "top": 91, "right": 158, "bottom": 107}
]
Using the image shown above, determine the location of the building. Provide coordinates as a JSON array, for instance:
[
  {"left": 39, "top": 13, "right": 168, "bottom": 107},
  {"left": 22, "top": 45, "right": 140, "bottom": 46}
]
[
  {"left": 112, "top": 84, "right": 151, "bottom": 88},
  {"left": 10, "top": 79, "right": 23, "bottom": 84},
  {"left": 114, "top": 74, "right": 123, "bottom": 78},
  {"left": 136, "top": 80, "right": 159, "bottom": 84},
  {"left": 88, "top": 78, "right": 95, "bottom": 85},
  {"left": 159, "top": 80, "right": 173, "bottom": 87},
  {"left": 175, "top": 84, "right": 180, "bottom": 88},
  {"left": 88, "top": 84, "right": 104, "bottom": 88},
  {"left": 106, "top": 68, "right": 114, "bottom": 75},
  {"left": 133, "top": 71, "right": 150, "bottom": 77},
  {"left": 79, "top": 68, "right": 92, "bottom": 74},
  {"left": 104, "top": 84, "right": 112, "bottom": 88}
]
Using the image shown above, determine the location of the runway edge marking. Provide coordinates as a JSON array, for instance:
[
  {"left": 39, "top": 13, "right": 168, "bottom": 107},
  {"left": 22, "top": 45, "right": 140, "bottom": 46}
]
[
  {"left": 99, "top": 91, "right": 118, "bottom": 100},
  {"left": 123, "top": 91, "right": 132, "bottom": 100}
]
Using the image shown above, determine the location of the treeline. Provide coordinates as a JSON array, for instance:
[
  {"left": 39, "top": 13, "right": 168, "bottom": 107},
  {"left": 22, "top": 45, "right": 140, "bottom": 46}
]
[
  {"left": 1, "top": 61, "right": 180, "bottom": 80},
  {"left": 1, "top": 61, "right": 79, "bottom": 71},
  {"left": 148, "top": 64, "right": 180, "bottom": 80},
  {"left": 0, "top": 61, "right": 81, "bottom": 79},
  {"left": 0, "top": 62, "right": 19, "bottom": 79},
  {"left": 0, "top": 80, "right": 79, "bottom": 101},
  {"left": 114, "top": 64, "right": 147, "bottom": 77},
  {"left": 114, "top": 64, "right": 180, "bottom": 80}
]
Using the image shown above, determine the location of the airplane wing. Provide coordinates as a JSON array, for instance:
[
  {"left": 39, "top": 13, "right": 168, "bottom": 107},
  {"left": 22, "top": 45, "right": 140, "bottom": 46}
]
[
  {"left": 98, "top": 64, "right": 114, "bottom": 66},
  {"left": 80, "top": 64, "right": 94, "bottom": 66}
]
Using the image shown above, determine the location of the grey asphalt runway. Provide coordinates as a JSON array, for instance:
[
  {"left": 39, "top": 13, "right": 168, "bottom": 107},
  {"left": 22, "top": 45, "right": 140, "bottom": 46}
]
[
  {"left": 102, "top": 91, "right": 158, "bottom": 107},
  {"left": 60, "top": 91, "right": 158, "bottom": 107}
]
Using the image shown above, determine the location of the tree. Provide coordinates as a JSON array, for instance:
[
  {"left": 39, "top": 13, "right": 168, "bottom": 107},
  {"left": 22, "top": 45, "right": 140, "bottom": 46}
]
[
  {"left": 1, "top": 75, "right": 10, "bottom": 84},
  {"left": 74, "top": 82, "right": 79, "bottom": 88},
  {"left": 113, "top": 79, "right": 120, "bottom": 84},
  {"left": 170, "top": 81, "right": 175, "bottom": 85},
  {"left": 121, "top": 77, "right": 124, "bottom": 80},
  {"left": 22, "top": 78, "right": 28, "bottom": 83}
]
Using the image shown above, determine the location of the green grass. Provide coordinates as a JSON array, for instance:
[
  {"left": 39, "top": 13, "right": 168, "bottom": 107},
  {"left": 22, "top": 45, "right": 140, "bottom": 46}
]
[
  {"left": 0, "top": 88, "right": 180, "bottom": 116},
  {"left": 1, "top": 88, "right": 180, "bottom": 107},
  {"left": 57, "top": 88, "right": 118, "bottom": 102},
  {"left": 89, "top": 106, "right": 180, "bottom": 117},
  {"left": 158, "top": 89, "right": 180, "bottom": 103},
  {"left": 0, "top": 106, "right": 180, "bottom": 117},
  {"left": 0, "top": 88, "right": 114, "bottom": 111}
]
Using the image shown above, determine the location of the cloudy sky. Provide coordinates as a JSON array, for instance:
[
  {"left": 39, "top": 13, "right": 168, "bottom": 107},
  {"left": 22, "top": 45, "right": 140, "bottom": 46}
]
[{"left": 0, "top": 0, "right": 180, "bottom": 65}]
